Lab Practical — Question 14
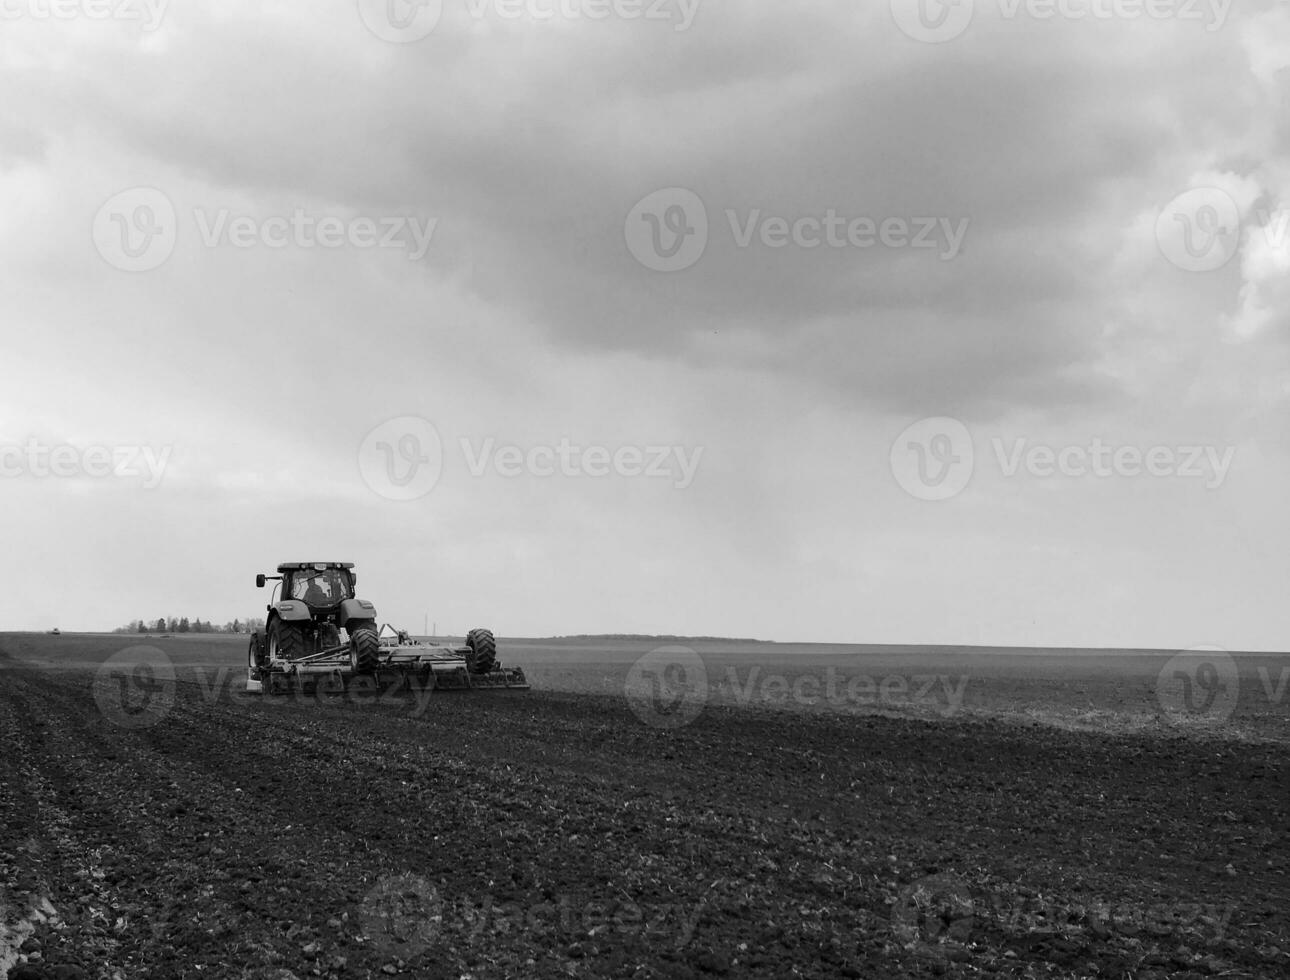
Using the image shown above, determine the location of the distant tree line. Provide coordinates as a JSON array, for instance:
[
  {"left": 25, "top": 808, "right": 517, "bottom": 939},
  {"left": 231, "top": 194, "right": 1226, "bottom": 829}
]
[{"left": 113, "top": 617, "right": 267, "bottom": 635}]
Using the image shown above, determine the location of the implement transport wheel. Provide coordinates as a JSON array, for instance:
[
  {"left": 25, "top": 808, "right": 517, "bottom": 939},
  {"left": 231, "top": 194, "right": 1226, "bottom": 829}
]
[
  {"left": 349, "top": 623, "right": 380, "bottom": 673},
  {"left": 465, "top": 628, "right": 497, "bottom": 675}
]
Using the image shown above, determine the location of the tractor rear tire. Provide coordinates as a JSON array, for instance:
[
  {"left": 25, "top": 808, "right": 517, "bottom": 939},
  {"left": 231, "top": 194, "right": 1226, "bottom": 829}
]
[
  {"left": 349, "top": 624, "right": 380, "bottom": 673},
  {"left": 465, "top": 628, "right": 497, "bottom": 675},
  {"left": 269, "top": 621, "right": 305, "bottom": 662}
]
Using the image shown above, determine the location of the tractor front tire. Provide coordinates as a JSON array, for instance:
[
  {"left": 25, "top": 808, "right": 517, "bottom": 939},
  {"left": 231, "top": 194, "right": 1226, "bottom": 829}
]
[
  {"left": 269, "top": 620, "right": 305, "bottom": 662},
  {"left": 349, "top": 623, "right": 380, "bottom": 674},
  {"left": 465, "top": 628, "right": 497, "bottom": 675}
]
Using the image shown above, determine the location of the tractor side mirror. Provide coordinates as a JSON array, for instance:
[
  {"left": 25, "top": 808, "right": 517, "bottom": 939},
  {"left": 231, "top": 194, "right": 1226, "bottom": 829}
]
[{"left": 256, "top": 574, "right": 266, "bottom": 588}]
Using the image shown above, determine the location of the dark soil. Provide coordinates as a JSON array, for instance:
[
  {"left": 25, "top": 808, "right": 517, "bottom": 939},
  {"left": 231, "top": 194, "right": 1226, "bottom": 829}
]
[{"left": 1, "top": 647, "right": 1286, "bottom": 979}]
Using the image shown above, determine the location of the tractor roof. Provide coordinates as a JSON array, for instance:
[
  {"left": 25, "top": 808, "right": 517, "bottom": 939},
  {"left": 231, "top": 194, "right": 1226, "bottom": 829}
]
[{"left": 276, "top": 562, "right": 355, "bottom": 572}]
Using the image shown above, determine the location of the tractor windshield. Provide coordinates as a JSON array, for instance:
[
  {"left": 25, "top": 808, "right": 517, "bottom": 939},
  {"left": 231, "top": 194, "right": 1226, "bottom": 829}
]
[{"left": 290, "top": 568, "right": 352, "bottom": 605}]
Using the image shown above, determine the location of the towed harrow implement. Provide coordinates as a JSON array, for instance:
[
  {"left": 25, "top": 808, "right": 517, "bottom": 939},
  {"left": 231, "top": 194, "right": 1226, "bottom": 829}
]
[{"left": 248, "top": 625, "right": 530, "bottom": 696}]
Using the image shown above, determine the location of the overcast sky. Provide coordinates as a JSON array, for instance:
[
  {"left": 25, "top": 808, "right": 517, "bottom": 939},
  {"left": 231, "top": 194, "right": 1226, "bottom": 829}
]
[{"left": 2, "top": 0, "right": 1288, "bottom": 649}]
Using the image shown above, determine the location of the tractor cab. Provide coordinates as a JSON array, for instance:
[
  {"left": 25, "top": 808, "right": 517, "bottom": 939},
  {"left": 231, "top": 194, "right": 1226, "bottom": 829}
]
[
  {"left": 256, "top": 562, "right": 357, "bottom": 612},
  {"left": 287, "top": 566, "right": 354, "bottom": 608}
]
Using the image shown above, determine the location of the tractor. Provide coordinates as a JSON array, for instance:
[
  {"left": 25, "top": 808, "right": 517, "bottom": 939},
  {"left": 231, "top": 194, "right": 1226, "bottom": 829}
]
[{"left": 246, "top": 562, "right": 528, "bottom": 695}]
